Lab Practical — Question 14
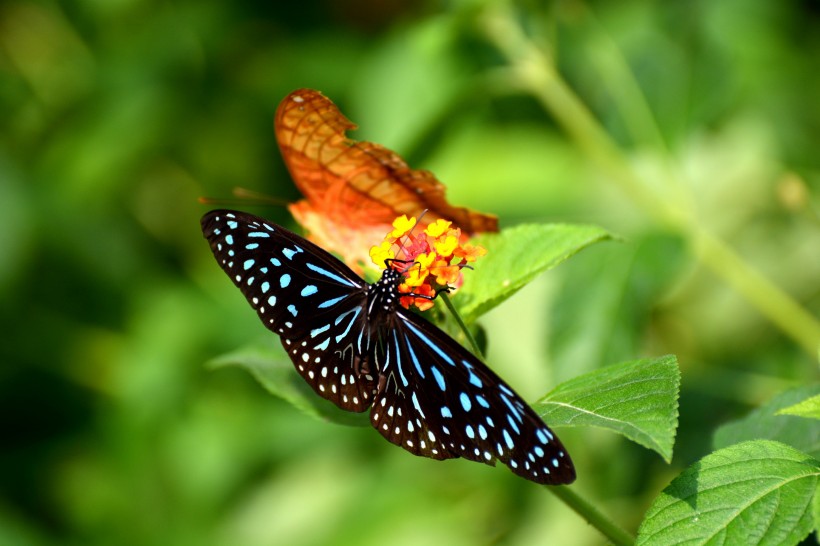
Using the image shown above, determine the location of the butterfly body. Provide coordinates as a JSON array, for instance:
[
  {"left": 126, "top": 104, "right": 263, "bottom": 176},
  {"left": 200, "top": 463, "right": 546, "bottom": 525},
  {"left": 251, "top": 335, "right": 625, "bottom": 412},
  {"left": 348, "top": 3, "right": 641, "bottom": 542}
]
[{"left": 202, "top": 210, "right": 575, "bottom": 485}]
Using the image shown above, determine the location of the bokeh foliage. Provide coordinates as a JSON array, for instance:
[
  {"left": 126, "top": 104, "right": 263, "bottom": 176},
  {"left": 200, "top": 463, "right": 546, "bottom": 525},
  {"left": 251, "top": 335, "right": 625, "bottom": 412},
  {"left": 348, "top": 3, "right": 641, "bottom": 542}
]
[{"left": 1, "top": 0, "right": 818, "bottom": 545}]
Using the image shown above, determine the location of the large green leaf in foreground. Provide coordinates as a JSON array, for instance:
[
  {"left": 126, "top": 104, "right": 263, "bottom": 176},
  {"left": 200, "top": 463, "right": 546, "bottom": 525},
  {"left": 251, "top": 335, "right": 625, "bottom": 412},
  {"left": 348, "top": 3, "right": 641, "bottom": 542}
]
[
  {"left": 535, "top": 355, "right": 680, "bottom": 462},
  {"left": 637, "top": 440, "right": 819, "bottom": 546}
]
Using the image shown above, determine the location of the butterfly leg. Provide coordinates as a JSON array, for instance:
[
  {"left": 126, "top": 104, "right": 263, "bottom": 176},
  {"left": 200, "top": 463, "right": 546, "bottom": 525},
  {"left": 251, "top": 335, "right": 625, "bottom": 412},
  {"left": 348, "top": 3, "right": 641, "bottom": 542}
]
[{"left": 405, "top": 286, "right": 453, "bottom": 301}]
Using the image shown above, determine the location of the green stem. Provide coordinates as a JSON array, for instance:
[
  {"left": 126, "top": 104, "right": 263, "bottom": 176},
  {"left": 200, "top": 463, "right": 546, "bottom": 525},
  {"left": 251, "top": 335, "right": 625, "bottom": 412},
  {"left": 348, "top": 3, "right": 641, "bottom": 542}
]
[
  {"left": 439, "top": 292, "right": 483, "bottom": 356},
  {"left": 441, "top": 293, "right": 635, "bottom": 545},
  {"left": 552, "top": 486, "right": 636, "bottom": 546},
  {"left": 481, "top": 7, "right": 820, "bottom": 357},
  {"left": 692, "top": 230, "right": 820, "bottom": 355}
]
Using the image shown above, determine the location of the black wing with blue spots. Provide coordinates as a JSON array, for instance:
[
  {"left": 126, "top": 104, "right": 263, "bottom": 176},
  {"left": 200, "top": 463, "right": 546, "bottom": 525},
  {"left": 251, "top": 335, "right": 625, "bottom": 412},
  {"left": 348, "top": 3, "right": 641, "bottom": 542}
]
[
  {"left": 201, "top": 210, "right": 378, "bottom": 412},
  {"left": 202, "top": 209, "right": 575, "bottom": 484},
  {"left": 369, "top": 307, "right": 575, "bottom": 484}
]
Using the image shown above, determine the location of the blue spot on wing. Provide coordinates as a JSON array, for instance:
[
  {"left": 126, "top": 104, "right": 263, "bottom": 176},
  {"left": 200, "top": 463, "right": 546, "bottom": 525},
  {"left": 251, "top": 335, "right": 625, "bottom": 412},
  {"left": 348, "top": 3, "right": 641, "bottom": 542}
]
[
  {"left": 431, "top": 367, "right": 446, "bottom": 391},
  {"left": 318, "top": 295, "right": 346, "bottom": 309},
  {"left": 404, "top": 334, "right": 425, "bottom": 378},
  {"left": 392, "top": 332, "right": 409, "bottom": 387},
  {"left": 301, "top": 285, "right": 318, "bottom": 297},
  {"left": 499, "top": 394, "right": 522, "bottom": 424},
  {"left": 306, "top": 262, "right": 357, "bottom": 287},
  {"left": 333, "top": 307, "right": 361, "bottom": 343},
  {"left": 503, "top": 429, "right": 514, "bottom": 450},
  {"left": 412, "top": 392, "right": 426, "bottom": 418},
  {"left": 402, "top": 319, "right": 455, "bottom": 366},
  {"left": 311, "top": 324, "right": 330, "bottom": 338},
  {"left": 507, "top": 414, "right": 520, "bottom": 434},
  {"left": 462, "top": 360, "right": 483, "bottom": 388}
]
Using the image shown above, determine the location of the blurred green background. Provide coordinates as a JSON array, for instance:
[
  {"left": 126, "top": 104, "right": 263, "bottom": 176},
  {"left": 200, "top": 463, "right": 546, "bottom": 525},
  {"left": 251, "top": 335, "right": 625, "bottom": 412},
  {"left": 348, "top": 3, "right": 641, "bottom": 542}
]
[{"left": 2, "top": 0, "right": 819, "bottom": 545}]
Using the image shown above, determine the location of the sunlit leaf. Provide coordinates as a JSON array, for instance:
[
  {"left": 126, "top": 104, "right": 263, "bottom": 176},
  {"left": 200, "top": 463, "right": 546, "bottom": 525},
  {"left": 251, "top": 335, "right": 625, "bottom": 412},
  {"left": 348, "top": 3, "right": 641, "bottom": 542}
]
[
  {"left": 777, "top": 393, "right": 820, "bottom": 420},
  {"left": 456, "top": 223, "right": 613, "bottom": 322},
  {"left": 636, "top": 440, "right": 819, "bottom": 546},
  {"left": 813, "top": 487, "right": 820, "bottom": 544},
  {"left": 534, "top": 355, "right": 680, "bottom": 462}
]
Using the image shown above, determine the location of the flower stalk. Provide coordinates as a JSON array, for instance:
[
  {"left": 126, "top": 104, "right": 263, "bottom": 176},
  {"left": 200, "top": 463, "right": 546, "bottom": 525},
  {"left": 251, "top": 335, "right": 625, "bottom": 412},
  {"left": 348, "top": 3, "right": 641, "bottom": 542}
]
[{"left": 480, "top": 6, "right": 820, "bottom": 357}]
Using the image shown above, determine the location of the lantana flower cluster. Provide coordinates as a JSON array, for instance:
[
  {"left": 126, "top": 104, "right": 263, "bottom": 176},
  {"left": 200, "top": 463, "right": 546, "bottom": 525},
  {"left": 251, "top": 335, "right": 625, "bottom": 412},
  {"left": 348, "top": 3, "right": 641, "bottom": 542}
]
[{"left": 369, "top": 215, "right": 487, "bottom": 311}]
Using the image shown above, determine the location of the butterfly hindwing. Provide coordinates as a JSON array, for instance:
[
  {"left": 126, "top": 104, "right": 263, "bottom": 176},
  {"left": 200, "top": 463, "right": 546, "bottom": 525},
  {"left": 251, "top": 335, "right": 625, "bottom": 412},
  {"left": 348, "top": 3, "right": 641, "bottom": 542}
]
[
  {"left": 368, "top": 327, "right": 459, "bottom": 461},
  {"left": 201, "top": 210, "right": 377, "bottom": 412},
  {"left": 370, "top": 310, "right": 576, "bottom": 485},
  {"left": 278, "top": 296, "right": 378, "bottom": 413}
]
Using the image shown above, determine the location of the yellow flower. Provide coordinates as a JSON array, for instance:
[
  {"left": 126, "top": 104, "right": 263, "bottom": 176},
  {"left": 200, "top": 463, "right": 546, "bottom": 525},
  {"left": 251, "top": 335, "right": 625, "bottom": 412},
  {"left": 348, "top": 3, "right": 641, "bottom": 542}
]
[
  {"left": 371, "top": 214, "right": 487, "bottom": 311},
  {"left": 424, "top": 219, "right": 452, "bottom": 238},
  {"left": 369, "top": 240, "right": 395, "bottom": 267},
  {"left": 434, "top": 234, "right": 458, "bottom": 257},
  {"left": 390, "top": 215, "right": 417, "bottom": 239}
]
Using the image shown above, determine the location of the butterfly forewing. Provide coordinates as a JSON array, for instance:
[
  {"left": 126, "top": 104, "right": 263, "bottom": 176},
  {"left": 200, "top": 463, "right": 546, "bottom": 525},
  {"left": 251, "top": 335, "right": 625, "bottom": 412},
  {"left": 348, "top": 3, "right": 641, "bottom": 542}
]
[
  {"left": 201, "top": 210, "right": 377, "bottom": 411},
  {"left": 370, "top": 310, "right": 575, "bottom": 485}
]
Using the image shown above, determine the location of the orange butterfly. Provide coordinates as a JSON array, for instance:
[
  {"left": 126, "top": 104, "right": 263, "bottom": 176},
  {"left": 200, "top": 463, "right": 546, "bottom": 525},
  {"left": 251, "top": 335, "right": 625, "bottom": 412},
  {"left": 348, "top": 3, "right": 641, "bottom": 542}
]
[{"left": 275, "top": 89, "right": 497, "bottom": 271}]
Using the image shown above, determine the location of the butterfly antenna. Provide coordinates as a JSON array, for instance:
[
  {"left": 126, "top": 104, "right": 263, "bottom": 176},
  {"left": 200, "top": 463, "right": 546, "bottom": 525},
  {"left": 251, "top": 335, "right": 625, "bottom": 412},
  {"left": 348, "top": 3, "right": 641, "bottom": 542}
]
[
  {"left": 395, "top": 209, "right": 442, "bottom": 263},
  {"left": 198, "top": 187, "right": 289, "bottom": 207},
  {"left": 415, "top": 208, "right": 430, "bottom": 225}
]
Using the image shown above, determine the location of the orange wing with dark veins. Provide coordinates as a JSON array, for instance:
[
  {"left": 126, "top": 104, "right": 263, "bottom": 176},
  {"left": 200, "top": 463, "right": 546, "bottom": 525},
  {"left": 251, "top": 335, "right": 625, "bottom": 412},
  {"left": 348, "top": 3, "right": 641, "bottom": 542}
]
[{"left": 275, "top": 89, "right": 498, "bottom": 234}]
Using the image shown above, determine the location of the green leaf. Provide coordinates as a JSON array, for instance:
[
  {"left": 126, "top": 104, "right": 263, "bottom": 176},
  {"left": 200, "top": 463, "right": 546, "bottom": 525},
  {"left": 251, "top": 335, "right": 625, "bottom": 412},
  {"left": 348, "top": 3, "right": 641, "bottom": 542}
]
[
  {"left": 777, "top": 393, "right": 820, "bottom": 420},
  {"left": 714, "top": 384, "right": 820, "bottom": 458},
  {"left": 208, "top": 344, "right": 369, "bottom": 427},
  {"left": 636, "top": 440, "right": 820, "bottom": 546},
  {"left": 534, "top": 355, "right": 680, "bottom": 462},
  {"left": 456, "top": 223, "right": 613, "bottom": 322},
  {"left": 813, "top": 484, "right": 820, "bottom": 543}
]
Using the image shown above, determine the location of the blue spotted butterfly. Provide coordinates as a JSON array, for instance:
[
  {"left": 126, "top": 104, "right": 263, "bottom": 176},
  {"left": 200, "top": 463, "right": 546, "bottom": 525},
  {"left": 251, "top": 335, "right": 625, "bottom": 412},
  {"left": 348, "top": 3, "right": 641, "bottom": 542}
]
[{"left": 202, "top": 210, "right": 575, "bottom": 484}]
